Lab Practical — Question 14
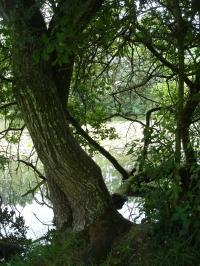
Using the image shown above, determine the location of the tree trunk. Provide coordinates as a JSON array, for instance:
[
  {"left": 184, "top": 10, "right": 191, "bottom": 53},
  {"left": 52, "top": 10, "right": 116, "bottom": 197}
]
[
  {"left": 46, "top": 170, "right": 73, "bottom": 229},
  {"left": 0, "top": 0, "right": 133, "bottom": 259},
  {"left": 13, "top": 40, "right": 113, "bottom": 231},
  {"left": 12, "top": 48, "right": 132, "bottom": 259},
  {"left": 181, "top": 90, "right": 199, "bottom": 165},
  {"left": 173, "top": 1, "right": 185, "bottom": 165},
  {"left": 0, "top": 2, "right": 133, "bottom": 262}
]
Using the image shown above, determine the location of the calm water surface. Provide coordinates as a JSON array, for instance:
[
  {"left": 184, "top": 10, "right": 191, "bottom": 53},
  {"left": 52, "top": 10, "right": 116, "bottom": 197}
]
[{"left": 0, "top": 120, "right": 144, "bottom": 239}]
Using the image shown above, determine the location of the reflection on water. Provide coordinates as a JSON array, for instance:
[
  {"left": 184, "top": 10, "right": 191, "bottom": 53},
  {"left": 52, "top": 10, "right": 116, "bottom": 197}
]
[
  {"left": 18, "top": 196, "right": 54, "bottom": 239},
  {"left": 18, "top": 197, "right": 144, "bottom": 239},
  {"left": 0, "top": 120, "right": 144, "bottom": 239}
]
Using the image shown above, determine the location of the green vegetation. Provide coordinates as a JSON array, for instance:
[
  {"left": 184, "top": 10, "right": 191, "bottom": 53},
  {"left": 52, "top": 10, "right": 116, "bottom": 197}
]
[
  {"left": 2, "top": 227, "right": 199, "bottom": 266},
  {"left": 0, "top": 0, "right": 199, "bottom": 265},
  {"left": 2, "top": 230, "right": 86, "bottom": 266}
]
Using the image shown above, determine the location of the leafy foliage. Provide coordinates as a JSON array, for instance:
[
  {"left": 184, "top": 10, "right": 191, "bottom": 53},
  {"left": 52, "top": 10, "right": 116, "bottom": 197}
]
[
  {"left": 2, "top": 229, "right": 86, "bottom": 266},
  {"left": 0, "top": 0, "right": 199, "bottom": 264}
]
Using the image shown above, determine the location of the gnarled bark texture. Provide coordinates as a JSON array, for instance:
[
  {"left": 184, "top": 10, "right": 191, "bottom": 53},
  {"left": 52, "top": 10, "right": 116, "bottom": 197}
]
[
  {"left": 0, "top": 5, "right": 132, "bottom": 262},
  {"left": 46, "top": 170, "right": 73, "bottom": 229}
]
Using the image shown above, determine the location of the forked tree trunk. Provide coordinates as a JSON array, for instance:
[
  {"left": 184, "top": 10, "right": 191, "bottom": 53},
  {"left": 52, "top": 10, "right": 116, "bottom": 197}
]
[
  {"left": 13, "top": 42, "right": 113, "bottom": 230},
  {"left": 0, "top": 4, "right": 132, "bottom": 258}
]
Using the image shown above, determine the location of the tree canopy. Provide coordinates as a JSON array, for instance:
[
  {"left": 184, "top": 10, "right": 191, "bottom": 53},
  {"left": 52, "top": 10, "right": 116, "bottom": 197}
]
[{"left": 0, "top": 0, "right": 199, "bottom": 264}]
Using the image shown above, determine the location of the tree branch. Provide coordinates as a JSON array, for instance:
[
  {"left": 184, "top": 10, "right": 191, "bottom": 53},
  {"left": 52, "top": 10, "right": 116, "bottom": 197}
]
[
  {"left": 0, "top": 102, "right": 16, "bottom": 110},
  {"left": 133, "top": 24, "right": 194, "bottom": 89},
  {"left": 49, "top": 0, "right": 105, "bottom": 35},
  {"left": 138, "top": 106, "right": 172, "bottom": 171},
  {"left": 0, "top": 125, "right": 25, "bottom": 136},
  {"left": 181, "top": 89, "right": 200, "bottom": 164},
  {"left": 18, "top": 159, "right": 47, "bottom": 181},
  {"left": 21, "top": 180, "right": 46, "bottom": 197},
  {"left": 105, "top": 113, "right": 146, "bottom": 127},
  {"left": 66, "top": 110, "right": 130, "bottom": 180},
  {"left": 0, "top": 74, "right": 13, "bottom": 83}
]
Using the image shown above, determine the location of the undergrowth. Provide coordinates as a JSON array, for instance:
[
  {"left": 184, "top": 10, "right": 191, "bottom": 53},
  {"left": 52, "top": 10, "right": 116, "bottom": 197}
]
[
  {"left": 103, "top": 232, "right": 200, "bottom": 266},
  {"left": 2, "top": 171, "right": 200, "bottom": 266},
  {"left": 2, "top": 230, "right": 86, "bottom": 266},
  {"left": 3, "top": 225, "right": 199, "bottom": 266}
]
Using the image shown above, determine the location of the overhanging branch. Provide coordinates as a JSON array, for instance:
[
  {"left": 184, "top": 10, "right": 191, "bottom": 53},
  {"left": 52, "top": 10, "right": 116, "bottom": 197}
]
[
  {"left": 21, "top": 180, "right": 46, "bottom": 197},
  {"left": 66, "top": 110, "right": 129, "bottom": 180},
  {"left": 132, "top": 24, "right": 194, "bottom": 89},
  {"left": 18, "top": 159, "right": 46, "bottom": 181}
]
